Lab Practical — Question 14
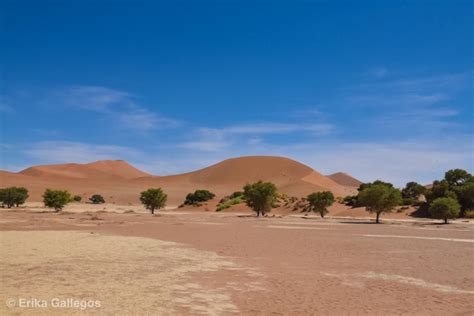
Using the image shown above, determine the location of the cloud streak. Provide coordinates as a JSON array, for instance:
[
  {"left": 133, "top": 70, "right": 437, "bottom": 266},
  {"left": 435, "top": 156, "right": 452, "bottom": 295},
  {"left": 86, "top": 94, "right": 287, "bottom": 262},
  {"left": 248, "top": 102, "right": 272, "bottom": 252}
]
[
  {"left": 46, "top": 86, "right": 180, "bottom": 132},
  {"left": 23, "top": 141, "right": 142, "bottom": 164}
]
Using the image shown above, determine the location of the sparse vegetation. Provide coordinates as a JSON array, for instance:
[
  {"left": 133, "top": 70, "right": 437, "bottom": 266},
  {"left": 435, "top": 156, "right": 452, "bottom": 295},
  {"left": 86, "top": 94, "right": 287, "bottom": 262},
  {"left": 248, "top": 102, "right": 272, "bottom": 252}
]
[
  {"left": 184, "top": 190, "right": 215, "bottom": 206},
  {"left": 43, "top": 189, "right": 71, "bottom": 212},
  {"left": 72, "top": 195, "right": 82, "bottom": 202},
  {"left": 306, "top": 191, "right": 334, "bottom": 218},
  {"left": 229, "top": 191, "right": 244, "bottom": 199},
  {"left": 89, "top": 194, "right": 105, "bottom": 204},
  {"left": 401, "top": 182, "right": 426, "bottom": 202},
  {"left": 243, "top": 181, "right": 277, "bottom": 217},
  {"left": 0, "top": 187, "right": 29, "bottom": 208},
  {"left": 342, "top": 195, "right": 358, "bottom": 207},
  {"left": 429, "top": 197, "right": 461, "bottom": 224},
  {"left": 357, "top": 183, "right": 402, "bottom": 223},
  {"left": 140, "top": 188, "right": 167, "bottom": 214},
  {"left": 401, "top": 197, "right": 417, "bottom": 206},
  {"left": 216, "top": 196, "right": 244, "bottom": 212},
  {"left": 423, "top": 169, "right": 473, "bottom": 218}
]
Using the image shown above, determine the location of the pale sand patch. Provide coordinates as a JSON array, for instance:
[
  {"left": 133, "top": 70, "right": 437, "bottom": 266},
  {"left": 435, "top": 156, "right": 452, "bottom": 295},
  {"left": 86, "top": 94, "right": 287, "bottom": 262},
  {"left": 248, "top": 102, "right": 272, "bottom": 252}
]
[
  {"left": 0, "top": 219, "right": 27, "bottom": 224},
  {"left": 363, "top": 234, "right": 474, "bottom": 243},
  {"left": 264, "top": 225, "right": 329, "bottom": 230},
  {"left": 276, "top": 220, "right": 344, "bottom": 226},
  {"left": 193, "top": 222, "right": 227, "bottom": 226},
  {"left": 0, "top": 231, "right": 262, "bottom": 315},
  {"left": 321, "top": 272, "right": 474, "bottom": 295}
]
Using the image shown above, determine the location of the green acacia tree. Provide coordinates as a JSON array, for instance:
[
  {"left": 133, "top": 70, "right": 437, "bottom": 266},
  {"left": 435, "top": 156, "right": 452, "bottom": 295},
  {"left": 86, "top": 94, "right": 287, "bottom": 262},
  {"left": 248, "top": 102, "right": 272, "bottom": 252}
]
[
  {"left": 357, "top": 183, "right": 402, "bottom": 223},
  {"left": 402, "top": 182, "right": 426, "bottom": 199},
  {"left": 0, "top": 187, "right": 29, "bottom": 208},
  {"left": 454, "top": 180, "right": 474, "bottom": 213},
  {"left": 429, "top": 197, "right": 461, "bottom": 224},
  {"left": 445, "top": 169, "right": 472, "bottom": 187},
  {"left": 306, "top": 191, "right": 335, "bottom": 218},
  {"left": 243, "top": 181, "right": 277, "bottom": 217},
  {"left": 140, "top": 188, "right": 167, "bottom": 214},
  {"left": 43, "top": 189, "right": 71, "bottom": 212}
]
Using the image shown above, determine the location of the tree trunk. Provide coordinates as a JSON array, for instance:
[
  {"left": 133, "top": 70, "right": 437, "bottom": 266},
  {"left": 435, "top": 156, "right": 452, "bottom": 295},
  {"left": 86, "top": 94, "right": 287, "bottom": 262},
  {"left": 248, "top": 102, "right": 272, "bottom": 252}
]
[
  {"left": 320, "top": 211, "right": 325, "bottom": 218},
  {"left": 376, "top": 212, "right": 380, "bottom": 224},
  {"left": 444, "top": 217, "right": 448, "bottom": 224},
  {"left": 151, "top": 208, "right": 155, "bottom": 215}
]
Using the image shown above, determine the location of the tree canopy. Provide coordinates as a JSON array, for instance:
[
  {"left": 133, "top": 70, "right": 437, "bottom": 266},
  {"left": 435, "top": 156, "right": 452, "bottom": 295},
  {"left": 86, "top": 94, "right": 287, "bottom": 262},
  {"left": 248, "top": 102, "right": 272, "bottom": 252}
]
[
  {"left": 429, "top": 197, "right": 460, "bottom": 224},
  {"left": 243, "top": 181, "right": 277, "bottom": 216},
  {"left": 43, "top": 189, "right": 71, "bottom": 212},
  {"left": 140, "top": 188, "right": 167, "bottom": 214},
  {"left": 401, "top": 182, "right": 426, "bottom": 199},
  {"left": 0, "top": 187, "right": 29, "bottom": 208},
  {"left": 357, "top": 184, "right": 402, "bottom": 223},
  {"left": 306, "top": 191, "right": 335, "bottom": 218}
]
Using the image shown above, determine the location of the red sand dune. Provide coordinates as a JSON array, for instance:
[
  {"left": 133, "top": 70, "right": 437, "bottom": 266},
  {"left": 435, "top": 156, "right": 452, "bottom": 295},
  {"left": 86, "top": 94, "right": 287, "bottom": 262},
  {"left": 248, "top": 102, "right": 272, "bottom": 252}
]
[
  {"left": 0, "top": 156, "right": 361, "bottom": 205},
  {"left": 19, "top": 160, "right": 149, "bottom": 179},
  {"left": 327, "top": 172, "right": 363, "bottom": 188}
]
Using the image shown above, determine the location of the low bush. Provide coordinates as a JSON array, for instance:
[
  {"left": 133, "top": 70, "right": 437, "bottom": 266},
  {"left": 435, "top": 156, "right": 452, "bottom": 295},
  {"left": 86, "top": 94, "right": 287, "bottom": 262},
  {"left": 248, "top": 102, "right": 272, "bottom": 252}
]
[
  {"left": 342, "top": 195, "right": 358, "bottom": 207},
  {"left": 402, "top": 197, "right": 417, "bottom": 206},
  {"left": 216, "top": 196, "right": 244, "bottom": 212},
  {"left": 89, "top": 194, "right": 105, "bottom": 204},
  {"left": 229, "top": 191, "right": 244, "bottom": 199},
  {"left": 184, "top": 190, "right": 215, "bottom": 205},
  {"left": 464, "top": 210, "right": 474, "bottom": 218},
  {"left": 43, "top": 189, "right": 71, "bottom": 212},
  {"left": 72, "top": 195, "right": 82, "bottom": 202}
]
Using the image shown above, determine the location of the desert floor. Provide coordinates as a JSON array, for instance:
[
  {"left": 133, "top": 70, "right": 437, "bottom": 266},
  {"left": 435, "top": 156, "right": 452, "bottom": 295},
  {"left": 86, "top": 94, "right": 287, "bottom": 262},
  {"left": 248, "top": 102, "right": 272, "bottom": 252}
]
[{"left": 1, "top": 204, "right": 473, "bottom": 315}]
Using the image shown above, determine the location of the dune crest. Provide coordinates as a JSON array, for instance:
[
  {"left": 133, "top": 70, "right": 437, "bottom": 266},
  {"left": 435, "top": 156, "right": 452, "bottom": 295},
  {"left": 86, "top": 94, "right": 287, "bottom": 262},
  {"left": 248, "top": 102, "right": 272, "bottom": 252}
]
[
  {"left": 327, "top": 172, "right": 363, "bottom": 188},
  {"left": 1, "top": 156, "right": 360, "bottom": 204},
  {"left": 19, "top": 160, "right": 149, "bottom": 179}
]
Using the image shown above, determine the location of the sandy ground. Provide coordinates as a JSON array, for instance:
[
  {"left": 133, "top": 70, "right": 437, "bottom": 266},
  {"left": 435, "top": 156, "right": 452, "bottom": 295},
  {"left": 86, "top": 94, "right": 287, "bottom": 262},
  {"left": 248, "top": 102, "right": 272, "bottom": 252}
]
[{"left": 1, "top": 204, "right": 473, "bottom": 315}]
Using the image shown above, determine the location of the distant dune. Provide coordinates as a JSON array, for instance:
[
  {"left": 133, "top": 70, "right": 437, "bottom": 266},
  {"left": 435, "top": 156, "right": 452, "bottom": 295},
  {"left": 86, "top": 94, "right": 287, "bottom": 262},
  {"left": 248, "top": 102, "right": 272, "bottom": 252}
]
[
  {"left": 0, "top": 156, "right": 361, "bottom": 205},
  {"left": 19, "top": 160, "right": 150, "bottom": 179},
  {"left": 327, "top": 172, "right": 363, "bottom": 188}
]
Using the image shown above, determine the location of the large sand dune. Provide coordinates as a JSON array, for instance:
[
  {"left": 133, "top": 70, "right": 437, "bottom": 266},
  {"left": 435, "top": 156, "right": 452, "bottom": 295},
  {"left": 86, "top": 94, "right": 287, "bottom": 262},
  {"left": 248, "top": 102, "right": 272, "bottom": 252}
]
[{"left": 0, "top": 156, "right": 359, "bottom": 205}]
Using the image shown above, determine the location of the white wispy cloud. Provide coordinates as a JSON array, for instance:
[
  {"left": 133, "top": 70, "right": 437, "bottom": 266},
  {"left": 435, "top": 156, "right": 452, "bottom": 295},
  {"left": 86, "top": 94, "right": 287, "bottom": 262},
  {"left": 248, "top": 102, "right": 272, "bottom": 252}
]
[
  {"left": 178, "top": 140, "right": 230, "bottom": 152},
  {"left": 45, "top": 86, "right": 180, "bottom": 132},
  {"left": 369, "top": 67, "right": 389, "bottom": 79},
  {"left": 23, "top": 141, "right": 142, "bottom": 164},
  {"left": 221, "top": 122, "right": 333, "bottom": 135},
  {"left": 177, "top": 122, "right": 334, "bottom": 152}
]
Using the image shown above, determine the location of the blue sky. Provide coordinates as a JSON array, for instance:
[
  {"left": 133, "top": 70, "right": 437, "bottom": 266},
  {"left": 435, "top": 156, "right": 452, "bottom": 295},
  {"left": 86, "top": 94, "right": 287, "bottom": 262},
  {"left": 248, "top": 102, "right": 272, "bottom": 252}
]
[{"left": 1, "top": 0, "right": 473, "bottom": 186}]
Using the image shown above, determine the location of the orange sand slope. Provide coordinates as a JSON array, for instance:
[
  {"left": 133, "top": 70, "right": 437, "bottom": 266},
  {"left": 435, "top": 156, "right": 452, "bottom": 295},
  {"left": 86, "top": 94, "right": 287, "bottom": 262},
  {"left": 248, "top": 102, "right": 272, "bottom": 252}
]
[
  {"left": 327, "top": 172, "right": 363, "bottom": 187},
  {"left": 0, "top": 156, "right": 360, "bottom": 205}
]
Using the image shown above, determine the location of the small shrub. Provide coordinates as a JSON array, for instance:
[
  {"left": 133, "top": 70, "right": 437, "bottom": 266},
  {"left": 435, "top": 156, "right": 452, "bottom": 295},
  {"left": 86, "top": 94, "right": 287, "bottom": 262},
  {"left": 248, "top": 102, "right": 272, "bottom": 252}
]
[
  {"left": 216, "top": 196, "right": 244, "bottom": 212},
  {"left": 342, "top": 195, "right": 358, "bottom": 207},
  {"left": 72, "top": 195, "right": 82, "bottom": 202},
  {"left": 402, "top": 197, "right": 417, "bottom": 206},
  {"left": 184, "top": 190, "right": 215, "bottom": 205},
  {"left": 89, "top": 194, "right": 105, "bottom": 204},
  {"left": 229, "top": 191, "right": 244, "bottom": 199},
  {"left": 43, "top": 189, "right": 71, "bottom": 212},
  {"left": 464, "top": 210, "right": 474, "bottom": 218}
]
